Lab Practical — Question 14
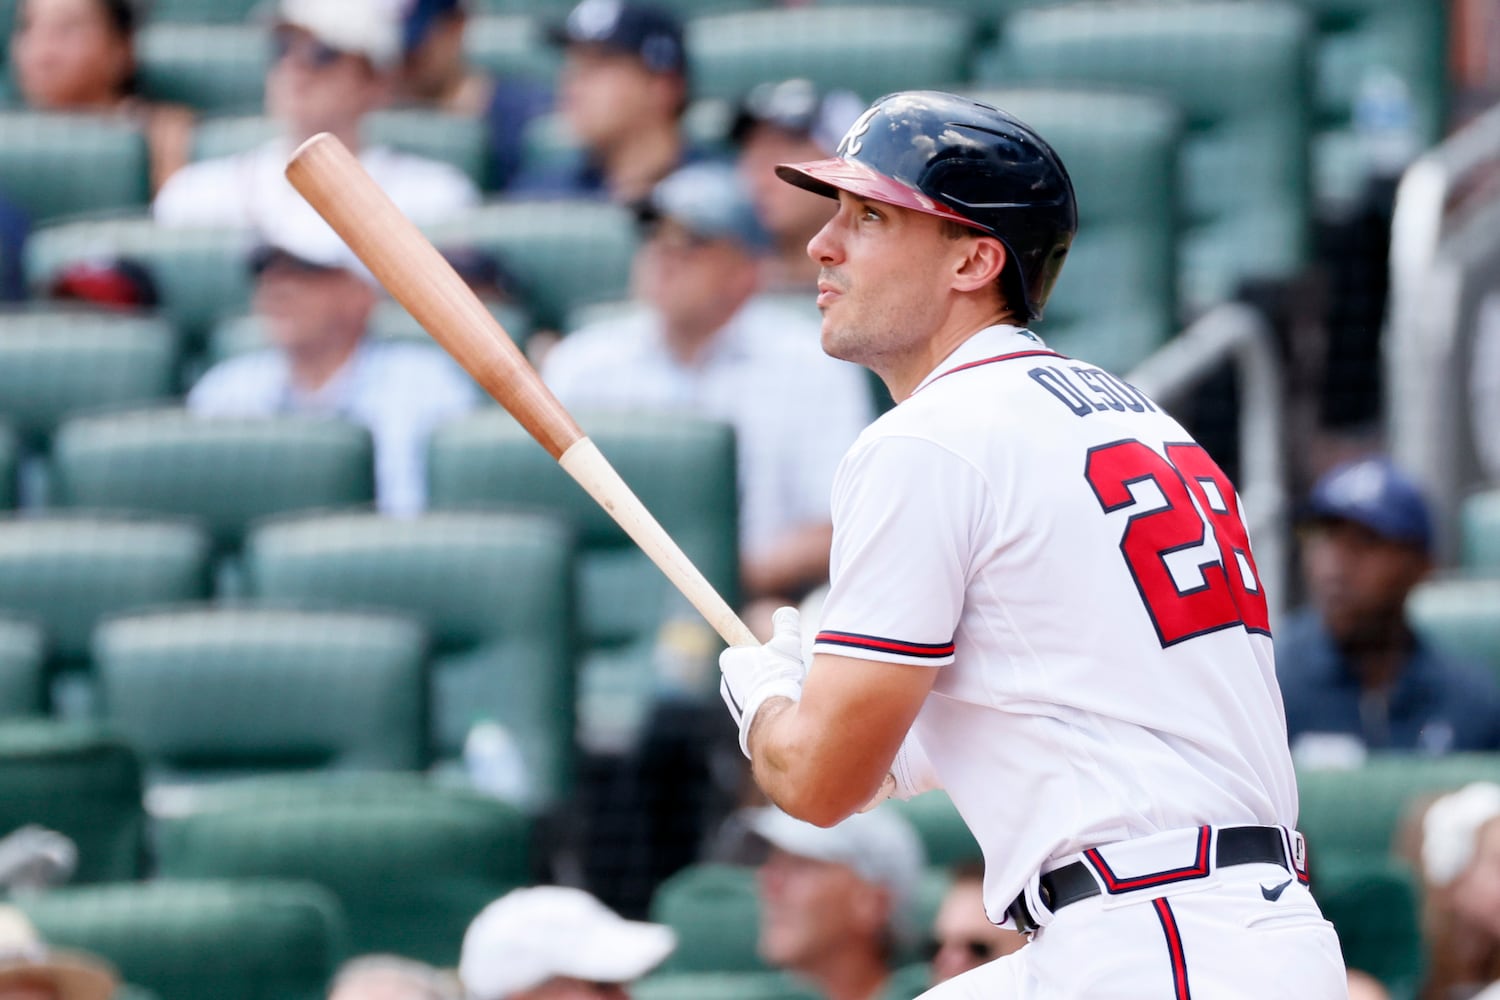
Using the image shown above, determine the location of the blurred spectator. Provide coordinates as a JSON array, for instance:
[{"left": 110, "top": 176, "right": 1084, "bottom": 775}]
[
  {"left": 9, "top": 0, "right": 193, "bottom": 192},
  {"left": 747, "top": 806, "right": 925, "bottom": 1000},
  {"left": 1416, "top": 782, "right": 1500, "bottom": 1000},
  {"left": 1276, "top": 456, "right": 1500, "bottom": 759},
  {"left": 732, "top": 79, "right": 864, "bottom": 293},
  {"left": 47, "top": 256, "right": 158, "bottom": 312},
  {"left": 458, "top": 885, "right": 676, "bottom": 1000},
  {"left": 153, "top": 0, "right": 477, "bottom": 235},
  {"left": 1472, "top": 292, "right": 1500, "bottom": 483},
  {"left": 0, "top": 191, "right": 28, "bottom": 303},
  {"left": 328, "top": 954, "right": 460, "bottom": 1000},
  {"left": 0, "top": 903, "right": 117, "bottom": 1000},
  {"left": 1347, "top": 969, "right": 1393, "bottom": 1000},
  {"left": 511, "top": 0, "right": 699, "bottom": 203},
  {"left": 926, "top": 861, "right": 1025, "bottom": 986},
  {"left": 396, "top": 0, "right": 552, "bottom": 192},
  {"left": 186, "top": 224, "right": 479, "bottom": 516},
  {"left": 542, "top": 161, "right": 873, "bottom": 611}
]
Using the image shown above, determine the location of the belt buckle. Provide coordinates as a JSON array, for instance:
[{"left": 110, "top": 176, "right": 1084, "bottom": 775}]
[{"left": 1006, "top": 893, "right": 1038, "bottom": 934}]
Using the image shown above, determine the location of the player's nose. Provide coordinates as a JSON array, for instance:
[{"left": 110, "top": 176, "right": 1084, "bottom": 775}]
[{"left": 807, "top": 212, "right": 844, "bottom": 266}]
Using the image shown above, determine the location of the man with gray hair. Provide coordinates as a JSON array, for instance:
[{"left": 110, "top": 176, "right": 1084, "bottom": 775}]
[{"left": 747, "top": 806, "right": 926, "bottom": 1000}]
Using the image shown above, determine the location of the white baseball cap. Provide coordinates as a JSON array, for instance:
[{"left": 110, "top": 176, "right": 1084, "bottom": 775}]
[
  {"left": 277, "top": 0, "right": 403, "bottom": 71},
  {"left": 1421, "top": 781, "right": 1500, "bottom": 887},
  {"left": 459, "top": 886, "right": 676, "bottom": 999},
  {"left": 746, "top": 806, "right": 926, "bottom": 915}
]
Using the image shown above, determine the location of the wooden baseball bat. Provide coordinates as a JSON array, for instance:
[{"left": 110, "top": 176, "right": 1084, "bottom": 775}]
[{"left": 285, "top": 132, "right": 756, "bottom": 648}]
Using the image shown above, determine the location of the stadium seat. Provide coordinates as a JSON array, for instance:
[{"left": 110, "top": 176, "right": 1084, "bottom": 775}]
[
  {"left": 1461, "top": 489, "right": 1500, "bottom": 570},
  {"left": 633, "top": 972, "right": 819, "bottom": 1000},
  {"left": 1311, "top": 854, "right": 1423, "bottom": 1000},
  {"left": 462, "top": 13, "right": 563, "bottom": 87},
  {"left": 152, "top": 774, "right": 532, "bottom": 965},
  {"left": 243, "top": 510, "right": 576, "bottom": 804},
  {"left": 982, "top": 1, "right": 1314, "bottom": 313},
  {"left": 140, "top": 0, "right": 262, "bottom": 23},
  {"left": 135, "top": 23, "right": 270, "bottom": 114},
  {"left": 960, "top": 87, "right": 1181, "bottom": 373},
  {"left": 1406, "top": 576, "right": 1500, "bottom": 683},
  {"left": 0, "top": 113, "right": 151, "bottom": 224},
  {"left": 889, "top": 792, "right": 981, "bottom": 868},
  {"left": 18, "top": 879, "right": 346, "bottom": 1000},
  {"left": 0, "top": 312, "right": 178, "bottom": 451},
  {"left": 94, "top": 607, "right": 430, "bottom": 781},
  {"left": 0, "top": 616, "right": 44, "bottom": 718},
  {"left": 0, "top": 421, "right": 16, "bottom": 508},
  {"left": 23, "top": 216, "right": 256, "bottom": 346},
  {"left": 191, "top": 111, "right": 489, "bottom": 188},
  {"left": 424, "top": 200, "right": 637, "bottom": 331},
  {"left": 428, "top": 410, "right": 738, "bottom": 749},
  {"left": 1296, "top": 753, "right": 1500, "bottom": 862},
  {"left": 0, "top": 515, "right": 211, "bottom": 690},
  {"left": 48, "top": 408, "right": 375, "bottom": 555},
  {"left": 0, "top": 720, "right": 145, "bottom": 882},
  {"left": 1287, "top": 0, "right": 1448, "bottom": 209},
  {"left": 650, "top": 863, "right": 767, "bottom": 974},
  {"left": 685, "top": 7, "right": 976, "bottom": 104}
]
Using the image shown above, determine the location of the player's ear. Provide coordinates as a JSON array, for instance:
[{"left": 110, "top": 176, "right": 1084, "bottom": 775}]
[{"left": 952, "top": 235, "right": 1007, "bottom": 293}]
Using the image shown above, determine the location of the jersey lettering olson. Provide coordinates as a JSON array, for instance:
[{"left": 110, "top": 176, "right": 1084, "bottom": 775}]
[
  {"left": 814, "top": 630, "right": 955, "bottom": 659},
  {"left": 1029, "top": 364, "right": 1157, "bottom": 417},
  {"left": 1084, "top": 439, "right": 1271, "bottom": 647}
]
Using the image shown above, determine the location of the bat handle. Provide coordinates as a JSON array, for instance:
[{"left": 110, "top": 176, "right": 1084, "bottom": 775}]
[{"left": 558, "top": 438, "right": 759, "bottom": 648}]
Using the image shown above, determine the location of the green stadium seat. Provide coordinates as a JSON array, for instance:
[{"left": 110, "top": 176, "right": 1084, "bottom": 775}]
[
  {"left": 463, "top": 13, "right": 563, "bottom": 86},
  {"left": 19, "top": 879, "right": 346, "bottom": 1000},
  {"left": 685, "top": 7, "right": 976, "bottom": 104},
  {"left": 140, "top": 0, "right": 262, "bottom": 23},
  {"left": 0, "top": 312, "right": 178, "bottom": 451},
  {"left": 48, "top": 408, "right": 375, "bottom": 555},
  {"left": 1296, "top": 753, "right": 1500, "bottom": 862},
  {"left": 0, "top": 421, "right": 16, "bottom": 508},
  {"left": 244, "top": 510, "right": 576, "bottom": 803},
  {"left": 959, "top": 87, "right": 1181, "bottom": 373},
  {"left": 192, "top": 111, "right": 489, "bottom": 188},
  {"left": 1406, "top": 577, "right": 1500, "bottom": 683},
  {"left": 24, "top": 216, "right": 256, "bottom": 345},
  {"left": 117, "top": 986, "right": 164, "bottom": 1000},
  {"left": 135, "top": 23, "right": 270, "bottom": 114},
  {"left": 0, "top": 112, "right": 150, "bottom": 224},
  {"left": 1461, "top": 489, "right": 1500, "bottom": 570},
  {"left": 1288, "top": 0, "right": 1448, "bottom": 209},
  {"left": 0, "top": 616, "right": 44, "bottom": 718},
  {"left": 94, "top": 607, "right": 430, "bottom": 781},
  {"left": 650, "top": 863, "right": 767, "bottom": 974},
  {"left": 1311, "top": 854, "right": 1423, "bottom": 1000},
  {"left": 428, "top": 410, "right": 738, "bottom": 749},
  {"left": 983, "top": 1, "right": 1314, "bottom": 313},
  {"left": 425, "top": 200, "right": 637, "bottom": 331},
  {"left": 633, "top": 972, "right": 819, "bottom": 1000},
  {"left": 152, "top": 774, "right": 532, "bottom": 965},
  {"left": 0, "top": 515, "right": 211, "bottom": 688},
  {"left": 0, "top": 720, "right": 144, "bottom": 882},
  {"left": 889, "top": 793, "right": 981, "bottom": 868}
]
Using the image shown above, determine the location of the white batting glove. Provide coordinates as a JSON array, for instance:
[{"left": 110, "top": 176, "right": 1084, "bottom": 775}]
[
  {"left": 719, "top": 606, "right": 806, "bottom": 758},
  {"left": 859, "top": 729, "right": 940, "bottom": 812}
]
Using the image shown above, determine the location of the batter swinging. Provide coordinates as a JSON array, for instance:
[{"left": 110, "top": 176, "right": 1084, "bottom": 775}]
[{"left": 718, "top": 91, "right": 1348, "bottom": 998}]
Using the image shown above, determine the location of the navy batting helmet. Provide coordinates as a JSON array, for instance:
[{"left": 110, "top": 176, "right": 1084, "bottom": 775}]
[{"left": 775, "top": 90, "right": 1077, "bottom": 323}]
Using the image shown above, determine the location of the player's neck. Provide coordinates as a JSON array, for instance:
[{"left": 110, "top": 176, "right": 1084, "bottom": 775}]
[{"left": 881, "top": 303, "right": 1024, "bottom": 401}]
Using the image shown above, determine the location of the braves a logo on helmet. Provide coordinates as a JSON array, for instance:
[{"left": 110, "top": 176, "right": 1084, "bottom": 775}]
[{"left": 838, "top": 105, "right": 881, "bottom": 158}]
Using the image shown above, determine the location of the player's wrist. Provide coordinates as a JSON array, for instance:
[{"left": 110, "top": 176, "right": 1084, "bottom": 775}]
[{"left": 740, "top": 684, "right": 801, "bottom": 759}]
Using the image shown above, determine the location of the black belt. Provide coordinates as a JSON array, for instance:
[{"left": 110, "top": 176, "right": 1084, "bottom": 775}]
[{"left": 1006, "top": 826, "right": 1292, "bottom": 934}]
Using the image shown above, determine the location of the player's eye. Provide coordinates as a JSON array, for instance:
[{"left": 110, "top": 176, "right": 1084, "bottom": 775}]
[{"left": 860, "top": 205, "right": 883, "bottom": 222}]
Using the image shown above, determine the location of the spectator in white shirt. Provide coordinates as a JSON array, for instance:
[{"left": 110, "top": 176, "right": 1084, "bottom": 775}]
[
  {"left": 542, "top": 161, "right": 874, "bottom": 620},
  {"left": 153, "top": 0, "right": 477, "bottom": 236},
  {"left": 187, "top": 226, "right": 479, "bottom": 516}
]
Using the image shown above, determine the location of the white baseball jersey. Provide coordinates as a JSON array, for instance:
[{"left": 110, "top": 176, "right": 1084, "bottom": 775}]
[{"left": 811, "top": 325, "right": 1298, "bottom": 924}]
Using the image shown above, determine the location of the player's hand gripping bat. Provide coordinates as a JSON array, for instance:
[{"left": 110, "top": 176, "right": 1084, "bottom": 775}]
[{"left": 285, "top": 132, "right": 757, "bottom": 649}]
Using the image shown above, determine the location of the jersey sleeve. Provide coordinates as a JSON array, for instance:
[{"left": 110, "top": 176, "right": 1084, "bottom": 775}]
[{"left": 813, "top": 432, "right": 989, "bottom": 667}]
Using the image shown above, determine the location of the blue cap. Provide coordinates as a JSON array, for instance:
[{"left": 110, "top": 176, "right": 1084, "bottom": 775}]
[
  {"left": 1303, "top": 457, "right": 1433, "bottom": 550},
  {"left": 401, "top": 0, "right": 460, "bottom": 56},
  {"left": 636, "top": 162, "right": 771, "bottom": 252},
  {"left": 549, "top": 0, "right": 685, "bottom": 76}
]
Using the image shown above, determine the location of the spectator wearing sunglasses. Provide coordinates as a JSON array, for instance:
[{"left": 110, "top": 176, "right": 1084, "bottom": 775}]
[
  {"left": 927, "top": 862, "right": 1026, "bottom": 986},
  {"left": 153, "top": 0, "right": 477, "bottom": 240}
]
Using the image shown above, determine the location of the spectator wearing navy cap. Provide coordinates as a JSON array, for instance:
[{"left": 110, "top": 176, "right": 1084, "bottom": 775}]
[
  {"left": 732, "top": 79, "right": 865, "bottom": 293},
  {"left": 395, "top": 0, "right": 551, "bottom": 191},
  {"left": 512, "top": 0, "right": 701, "bottom": 203},
  {"left": 1276, "top": 457, "right": 1500, "bottom": 758}
]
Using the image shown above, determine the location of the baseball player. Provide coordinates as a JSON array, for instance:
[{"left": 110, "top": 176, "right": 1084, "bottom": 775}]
[{"left": 718, "top": 91, "right": 1349, "bottom": 998}]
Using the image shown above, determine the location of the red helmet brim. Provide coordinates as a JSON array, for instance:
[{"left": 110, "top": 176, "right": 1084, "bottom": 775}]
[{"left": 774, "top": 156, "right": 987, "bottom": 232}]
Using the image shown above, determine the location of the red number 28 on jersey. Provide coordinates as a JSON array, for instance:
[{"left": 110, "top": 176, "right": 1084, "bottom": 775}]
[{"left": 1085, "top": 439, "right": 1270, "bottom": 647}]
